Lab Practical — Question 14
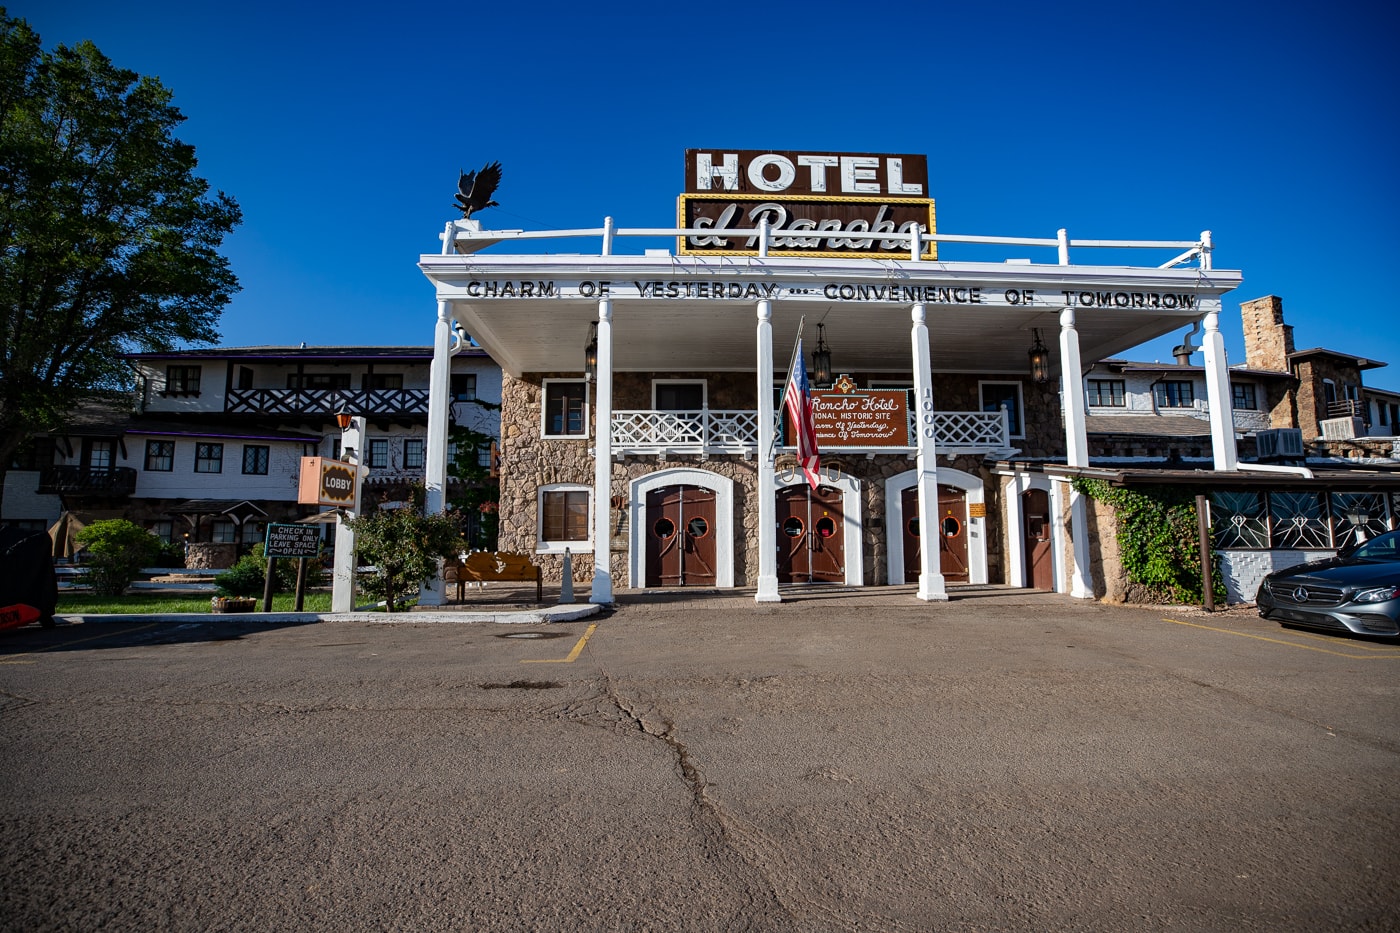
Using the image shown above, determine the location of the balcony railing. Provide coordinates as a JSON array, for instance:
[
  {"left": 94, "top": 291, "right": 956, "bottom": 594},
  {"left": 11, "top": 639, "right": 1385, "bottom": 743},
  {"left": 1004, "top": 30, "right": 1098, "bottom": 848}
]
[
  {"left": 610, "top": 409, "right": 1012, "bottom": 456},
  {"left": 39, "top": 466, "right": 137, "bottom": 496},
  {"left": 225, "top": 387, "right": 430, "bottom": 417},
  {"left": 1326, "top": 399, "right": 1366, "bottom": 421}
]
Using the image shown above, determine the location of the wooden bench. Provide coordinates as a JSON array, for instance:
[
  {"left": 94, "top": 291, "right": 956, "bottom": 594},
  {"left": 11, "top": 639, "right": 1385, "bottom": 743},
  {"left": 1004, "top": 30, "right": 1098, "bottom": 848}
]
[{"left": 446, "top": 552, "right": 543, "bottom": 603}]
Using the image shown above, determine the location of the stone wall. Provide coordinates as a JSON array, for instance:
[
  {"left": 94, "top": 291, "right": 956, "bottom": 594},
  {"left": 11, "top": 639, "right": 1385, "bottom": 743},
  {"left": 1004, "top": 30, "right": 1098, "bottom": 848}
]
[
  {"left": 1240, "top": 295, "right": 1293, "bottom": 372},
  {"left": 497, "top": 371, "right": 1009, "bottom": 590}
]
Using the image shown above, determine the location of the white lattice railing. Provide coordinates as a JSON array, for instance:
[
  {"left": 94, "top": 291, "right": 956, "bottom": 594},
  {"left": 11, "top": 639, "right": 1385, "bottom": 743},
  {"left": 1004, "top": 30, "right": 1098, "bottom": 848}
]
[
  {"left": 612, "top": 408, "right": 1011, "bottom": 454},
  {"left": 612, "top": 410, "right": 759, "bottom": 452}
]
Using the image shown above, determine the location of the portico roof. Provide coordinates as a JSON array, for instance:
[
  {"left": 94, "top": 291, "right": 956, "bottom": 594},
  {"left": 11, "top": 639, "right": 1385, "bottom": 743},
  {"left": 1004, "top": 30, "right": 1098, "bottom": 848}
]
[{"left": 420, "top": 246, "right": 1243, "bottom": 380}]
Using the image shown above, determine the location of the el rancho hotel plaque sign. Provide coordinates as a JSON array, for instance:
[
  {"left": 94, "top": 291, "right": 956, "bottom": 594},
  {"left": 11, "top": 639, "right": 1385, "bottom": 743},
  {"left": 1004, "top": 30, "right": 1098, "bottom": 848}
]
[{"left": 680, "top": 149, "right": 936, "bottom": 259}]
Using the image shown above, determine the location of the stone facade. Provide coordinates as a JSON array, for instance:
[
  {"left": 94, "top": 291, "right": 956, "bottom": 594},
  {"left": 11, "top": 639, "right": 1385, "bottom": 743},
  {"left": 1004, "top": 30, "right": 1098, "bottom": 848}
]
[
  {"left": 1293, "top": 356, "right": 1366, "bottom": 440},
  {"left": 1240, "top": 295, "right": 1301, "bottom": 430},
  {"left": 496, "top": 370, "right": 1022, "bottom": 590}
]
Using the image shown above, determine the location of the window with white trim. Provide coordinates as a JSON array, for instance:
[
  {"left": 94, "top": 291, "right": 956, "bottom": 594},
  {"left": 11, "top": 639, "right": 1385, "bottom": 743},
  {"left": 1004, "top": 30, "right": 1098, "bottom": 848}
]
[
  {"left": 1087, "top": 379, "right": 1125, "bottom": 407},
  {"left": 542, "top": 380, "right": 588, "bottom": 438},
  {"left": 195, "top": 442, "right": 223, "bottom": 473},
  {"left": 538, "top": 484, "right": 591, "bottom": 551},
  {"left": 978, "top": 381, "right": 1024, "bottom": 438},
  {"left": 653, "top": 379, "right": 706, "bottom": 411},
  {"left": 1154, "top": 381, "right": 1195, "bottom": 408},
  {"left": 368, "top": 438, "right": 389, "bottom": 469},
  {"left": 404, "top": 438, "right": 425, "bottom": 469}
]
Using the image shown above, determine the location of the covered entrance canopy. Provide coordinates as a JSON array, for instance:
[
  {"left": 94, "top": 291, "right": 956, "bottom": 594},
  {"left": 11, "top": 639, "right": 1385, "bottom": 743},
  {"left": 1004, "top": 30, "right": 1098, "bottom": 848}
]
[{"left": 419, "top": 219, "right": 1244, "bottom": 607}]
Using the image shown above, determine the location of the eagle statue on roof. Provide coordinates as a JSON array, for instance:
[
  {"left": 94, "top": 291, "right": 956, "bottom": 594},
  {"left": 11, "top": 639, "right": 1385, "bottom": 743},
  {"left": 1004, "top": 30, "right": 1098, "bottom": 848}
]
[{"left": 455, "top": 161, "right": 502, "bottom": 219}]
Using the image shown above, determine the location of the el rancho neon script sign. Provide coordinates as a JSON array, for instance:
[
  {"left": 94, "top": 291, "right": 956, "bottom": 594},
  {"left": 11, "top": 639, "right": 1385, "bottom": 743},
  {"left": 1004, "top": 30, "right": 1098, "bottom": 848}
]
[{"left": 680, "top": 149, "right": 936, "bottom": 259}]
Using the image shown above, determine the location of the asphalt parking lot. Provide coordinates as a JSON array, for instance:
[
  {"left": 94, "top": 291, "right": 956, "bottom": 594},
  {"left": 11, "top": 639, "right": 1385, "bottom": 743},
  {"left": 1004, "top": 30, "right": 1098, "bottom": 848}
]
[{"left": 2, "top": 587, "right": 1398, "bottom": 932}]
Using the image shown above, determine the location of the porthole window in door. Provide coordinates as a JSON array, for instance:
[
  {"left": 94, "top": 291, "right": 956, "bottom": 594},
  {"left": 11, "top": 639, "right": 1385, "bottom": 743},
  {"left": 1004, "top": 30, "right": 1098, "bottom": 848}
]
[
  {"left": 687, "top": 517, "right": 709, "bottom": 539},
  {"left": 907, "top": 517, "right": 920, "bottom": 537},
  {"left": 815, "top": 516, "right": 837, "bottom": 538},
  {"left": 782, "top": 517, "right": 805, "bottom": 538},
  {"left": 653, "top": 517, "right": 676, "bottom": 539},
  {"left": 941, "top": 516, "right": 962, "bottom": 537}
]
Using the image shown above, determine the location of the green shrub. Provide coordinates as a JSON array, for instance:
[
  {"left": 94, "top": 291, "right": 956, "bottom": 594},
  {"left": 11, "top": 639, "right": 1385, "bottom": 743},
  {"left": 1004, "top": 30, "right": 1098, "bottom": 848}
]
[
  {"left": 74, "top": 519, "right": 163, "bottom": 597},
  {"left": 215, "top": 543, "right": 300, "bottom": 597}
]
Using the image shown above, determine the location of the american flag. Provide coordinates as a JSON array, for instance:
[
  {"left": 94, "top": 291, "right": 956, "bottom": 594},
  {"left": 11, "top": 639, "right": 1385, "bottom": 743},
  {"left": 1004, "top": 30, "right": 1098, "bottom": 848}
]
[{"left": 784, "top": 339, "right": 821, "bottom": 489}]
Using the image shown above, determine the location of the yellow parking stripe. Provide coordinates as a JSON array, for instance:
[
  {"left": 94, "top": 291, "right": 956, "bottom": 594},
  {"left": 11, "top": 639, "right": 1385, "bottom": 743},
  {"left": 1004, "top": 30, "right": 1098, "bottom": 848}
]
[
  {"left": 1163, "top": 617, "right": 1400, "bottom": 659},
  {"left": 521, "top": 623, "right": 598, "bottom": 664}
]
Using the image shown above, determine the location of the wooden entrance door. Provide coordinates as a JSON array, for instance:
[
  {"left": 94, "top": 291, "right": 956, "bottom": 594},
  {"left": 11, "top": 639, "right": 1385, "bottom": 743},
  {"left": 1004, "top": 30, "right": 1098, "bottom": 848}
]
[
  {"left": 776, "top": 484, "right": 845, "bottom": 583},
  {"left": 900, "top": 485, "right": 970, "bottom": 583},
  {"left": 644, "top": 486, "right": 717, "bottom": 587},
  {"left": 1022, "top": 488, "right": 1053, "bottom": 590}
]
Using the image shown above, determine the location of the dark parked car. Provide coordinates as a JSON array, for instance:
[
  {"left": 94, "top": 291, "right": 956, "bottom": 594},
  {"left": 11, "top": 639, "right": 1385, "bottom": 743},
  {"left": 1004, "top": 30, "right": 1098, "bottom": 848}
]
[{"left": 1256, "top": 529, "right": 1400, "bottom": 637}]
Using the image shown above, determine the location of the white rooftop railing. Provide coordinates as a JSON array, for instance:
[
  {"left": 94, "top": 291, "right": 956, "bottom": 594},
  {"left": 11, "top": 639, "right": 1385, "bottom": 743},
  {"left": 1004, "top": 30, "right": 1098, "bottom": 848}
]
[{"left": 444, "top": 217, "right": 1214, "bottom": 270}]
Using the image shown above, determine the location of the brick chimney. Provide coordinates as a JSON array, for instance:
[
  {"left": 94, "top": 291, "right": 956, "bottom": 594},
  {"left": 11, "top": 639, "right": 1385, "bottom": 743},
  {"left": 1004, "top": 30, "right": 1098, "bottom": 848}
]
[{"left": 1240, "top": 295, "right": 1294, "bottom": 372}]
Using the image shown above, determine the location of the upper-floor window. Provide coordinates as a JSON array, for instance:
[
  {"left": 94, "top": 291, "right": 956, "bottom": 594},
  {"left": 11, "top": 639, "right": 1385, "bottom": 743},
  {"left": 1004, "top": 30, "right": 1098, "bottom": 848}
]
[
  {"left": 404, "top": 438, "right": 425, "bottom": 469},
  {"left": 1232, "top": 384, "right": 1258, "bottom": 411},
  {"left": 1154, "top": 381, "right": 1195, "bottom": 408},
  {"left": 242, "top": 445, "right": 269, "bottom": 475},
  {"left": 364, "top": 373, "right": 403, "bottom": 390},
  {"left": 195, "top": 442, "right": 223, "bottom": 473},
  {"left": 1087, "top": 379, "right": 1125, "bottom": 407},
  {"left": 368, "top": 438, "right": 389, "bottom": 469},
  {"left": 654, "top": 380, "right": 706, "bottom": 411},
  {"left": 543, "top": 380, "right": 588, "bottom": 438},
  {"left": 145, "top": 440, "right": 174, "bottom": 472},
  {"left": 164, "top": 365, "right": 201, "bottom": 397},
  {"left": 978, "top": 381, "right": 1024, "bottom": 438},
  {"left": 451, "top": 373, "right": 477, "bottom": 402},
  {"left": 287, "top": 373, "right": 351, "bottom": 390}
]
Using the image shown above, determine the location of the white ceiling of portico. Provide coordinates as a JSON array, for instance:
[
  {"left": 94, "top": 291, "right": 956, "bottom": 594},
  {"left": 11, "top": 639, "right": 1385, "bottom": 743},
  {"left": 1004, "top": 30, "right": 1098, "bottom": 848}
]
[{"left": 419, "top": 253, "right": 1242, "bottom": 380}]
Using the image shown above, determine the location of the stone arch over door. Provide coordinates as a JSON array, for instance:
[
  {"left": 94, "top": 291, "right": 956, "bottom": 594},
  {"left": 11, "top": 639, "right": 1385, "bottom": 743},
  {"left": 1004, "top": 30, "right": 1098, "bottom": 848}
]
[
  {"left": 628, "top": 468, "right": 734, "bottom": 589},
  {"left": 884, "top": 468, "right": 987, "bottom": 585},
  {"left": 775, "top": 467, "right": 864, "bottom": 586}
]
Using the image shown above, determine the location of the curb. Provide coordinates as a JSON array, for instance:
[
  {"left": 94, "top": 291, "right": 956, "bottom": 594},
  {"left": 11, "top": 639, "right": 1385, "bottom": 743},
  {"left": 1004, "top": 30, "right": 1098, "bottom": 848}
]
[{"left": 54, "top": 604, "right": 604, "bottom": 626}]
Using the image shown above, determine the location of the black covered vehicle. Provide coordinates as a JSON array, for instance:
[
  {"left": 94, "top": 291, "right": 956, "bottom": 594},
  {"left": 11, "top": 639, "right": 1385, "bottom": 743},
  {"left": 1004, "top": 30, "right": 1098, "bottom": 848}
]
[
  {"left": 0, "top": 527, "right": 58, "bottom": 628},
  {"left": 1256, "top": 529, "right": 1400, "bottom": 637}
]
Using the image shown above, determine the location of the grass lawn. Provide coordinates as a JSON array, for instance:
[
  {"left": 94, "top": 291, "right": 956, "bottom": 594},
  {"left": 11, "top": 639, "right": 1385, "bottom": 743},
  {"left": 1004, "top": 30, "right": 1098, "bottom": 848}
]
[{"left": 57, "top": 592, "right": 335, "bottom": 614}]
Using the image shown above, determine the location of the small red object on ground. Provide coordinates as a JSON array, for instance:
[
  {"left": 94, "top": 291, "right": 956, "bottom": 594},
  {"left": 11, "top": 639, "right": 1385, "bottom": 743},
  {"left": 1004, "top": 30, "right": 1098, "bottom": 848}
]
[{"left": 0, "top": 604, "right": 41, "bottom": 631}]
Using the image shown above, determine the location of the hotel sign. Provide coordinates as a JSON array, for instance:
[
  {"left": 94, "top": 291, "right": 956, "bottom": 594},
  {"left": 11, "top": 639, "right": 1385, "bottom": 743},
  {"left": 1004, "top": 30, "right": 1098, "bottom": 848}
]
[
  {"left": 787, "top": 379, "right": 910, "bottom": 448},
  {"left": 680, "top": 150, "right": 936, "bottom": 259}
]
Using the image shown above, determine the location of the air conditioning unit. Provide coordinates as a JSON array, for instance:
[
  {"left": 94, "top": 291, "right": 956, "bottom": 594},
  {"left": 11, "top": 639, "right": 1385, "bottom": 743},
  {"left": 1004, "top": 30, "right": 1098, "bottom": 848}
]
[
  {"left": 1320, "top": 417, "right": 1365, "bottom": 440},
  {"left": 1256, "top": 428, "right": 1304, "bottom": 460}
]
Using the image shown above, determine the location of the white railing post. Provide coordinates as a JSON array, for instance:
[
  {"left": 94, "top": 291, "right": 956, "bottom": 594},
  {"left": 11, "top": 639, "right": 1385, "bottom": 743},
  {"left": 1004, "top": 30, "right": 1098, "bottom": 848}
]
[
  {"left": 1057, "top": 228, "right": 1070, "bottom": 265},
  {"left": 910, "top": 225, "right": 922, "bottom": 262},
  {"left": 1200, "top": 230, "right": 1213, "bottom": 270},
  {"left": 758, "top": 218, "right": 770, "bottom": 258},
  {"left": 602, "top": 216, "right": 614, "bottom": 256}
]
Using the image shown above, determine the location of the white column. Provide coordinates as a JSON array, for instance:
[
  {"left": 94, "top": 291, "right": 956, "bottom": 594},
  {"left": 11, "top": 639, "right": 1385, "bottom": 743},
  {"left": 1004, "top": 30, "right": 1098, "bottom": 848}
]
[
  {"left": 755, "top": 299, "right": 780, "bottom": 602},
  {"left": 418, "top": 300, "right": 455, "bottom": 606},
  {"left": 911, "top": 303, "right": 947, "bottom": 601},
  {"left": 590, "top": 298, "right": 614, "bottom": 604},
  {"left": 1201, "top": 304, "right": 1239, "bottom": 471},
  {"left": 1059, "top": 306, "right": 1094, "bottom": 599},
  {"left": 331, "top": 415, "right": 366, "bottom": 613}
]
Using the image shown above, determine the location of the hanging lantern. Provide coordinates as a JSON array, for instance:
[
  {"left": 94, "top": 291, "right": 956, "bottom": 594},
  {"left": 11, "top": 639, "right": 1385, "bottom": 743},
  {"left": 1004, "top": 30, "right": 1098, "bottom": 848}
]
[
  {"left": 584, "top": 322, "right": 598, "bottom": 380},
  {"left": 812, "top": 322, "right": 833, "bottom": 386},
  {"left": 1028, "top": 328, "right": 1051, "bottom": 385}
]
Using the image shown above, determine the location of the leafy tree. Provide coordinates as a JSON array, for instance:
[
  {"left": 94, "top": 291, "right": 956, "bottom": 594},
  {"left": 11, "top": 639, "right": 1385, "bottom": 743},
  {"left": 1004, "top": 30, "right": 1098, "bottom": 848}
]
[
  {"left": 348, "top": 487, "right": 464, "bottom": 611},
  {"left": 447, "top": 419, "right": 500, "bottom": 550},
  {"left": 73, "top": 518, "right": 161, "bottom": 596},
  {"left": 0, "top": 11, "right": 241, "bottom": 471}
]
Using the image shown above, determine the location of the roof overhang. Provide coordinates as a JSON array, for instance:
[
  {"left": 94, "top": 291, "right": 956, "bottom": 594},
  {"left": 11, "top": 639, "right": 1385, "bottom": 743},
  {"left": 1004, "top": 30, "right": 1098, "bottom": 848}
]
[{"left": 419, "top": 252, "right": 1243, "bottom": 379}]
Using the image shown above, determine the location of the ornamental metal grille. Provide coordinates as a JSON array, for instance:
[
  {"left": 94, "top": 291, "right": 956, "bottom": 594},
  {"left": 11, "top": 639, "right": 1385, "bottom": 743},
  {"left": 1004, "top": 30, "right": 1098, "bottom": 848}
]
[
  {"left": 1268, "top": 491, "right": 1331, "bottom": 549},
  {"left": 1210, "top": 491, "right": 1269, "bottom": 549},
  {"left": 1331, "top": 492, "right": 1389, "bottom": 550}
]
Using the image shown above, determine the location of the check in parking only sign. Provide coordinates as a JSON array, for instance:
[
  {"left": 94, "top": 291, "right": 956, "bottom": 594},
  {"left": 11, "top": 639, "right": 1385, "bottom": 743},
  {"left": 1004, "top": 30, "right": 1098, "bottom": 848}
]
[{"left": 264, "top": 523, "right": 320, "bottom": 559}]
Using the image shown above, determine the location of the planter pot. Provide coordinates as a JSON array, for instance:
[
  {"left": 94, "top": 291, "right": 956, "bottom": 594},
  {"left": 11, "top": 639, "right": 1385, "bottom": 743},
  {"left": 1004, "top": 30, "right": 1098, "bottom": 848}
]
[{"left": 211, "top": 597, "right": 257, "bottom": 614}]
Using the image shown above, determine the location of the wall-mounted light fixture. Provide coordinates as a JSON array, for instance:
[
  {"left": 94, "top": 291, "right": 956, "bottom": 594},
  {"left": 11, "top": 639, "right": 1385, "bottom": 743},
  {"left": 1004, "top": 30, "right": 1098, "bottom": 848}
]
[
  {"left": 1028, "top": 328, "right": 1051, "bottom": 385},
  {"left": 812, "top": 322, "right": 833, "bottom": 387},
  {"left": 335, "top": 402, "right": 354, "bottom": 432},
  {"left": 584, "top": 322, "right": 598, "bottom": 381}
]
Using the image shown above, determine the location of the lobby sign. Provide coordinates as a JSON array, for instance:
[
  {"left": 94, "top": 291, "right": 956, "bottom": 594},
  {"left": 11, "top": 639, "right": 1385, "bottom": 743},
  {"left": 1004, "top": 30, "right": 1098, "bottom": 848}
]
[
  {"left": 297, "top": 456, "right": 359, "bottom": 508},
  {"left": 680, "top": 149, "right": 936, "bottom": 259},
  {"left": 787, "top": 379, "right": 909, "bottom": 448}
]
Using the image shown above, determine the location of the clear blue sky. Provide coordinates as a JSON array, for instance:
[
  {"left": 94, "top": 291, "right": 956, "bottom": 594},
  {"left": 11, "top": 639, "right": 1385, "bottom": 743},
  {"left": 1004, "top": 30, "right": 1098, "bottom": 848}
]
[{"left": 18, "top": 1, "right": 1400, "bottom": 390}]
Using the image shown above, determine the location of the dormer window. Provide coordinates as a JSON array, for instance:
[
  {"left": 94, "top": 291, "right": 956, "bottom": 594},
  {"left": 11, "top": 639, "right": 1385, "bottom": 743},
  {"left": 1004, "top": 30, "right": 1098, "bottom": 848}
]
[{"left": 164, "top": 365, "right": 202, "bottom": 397}]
